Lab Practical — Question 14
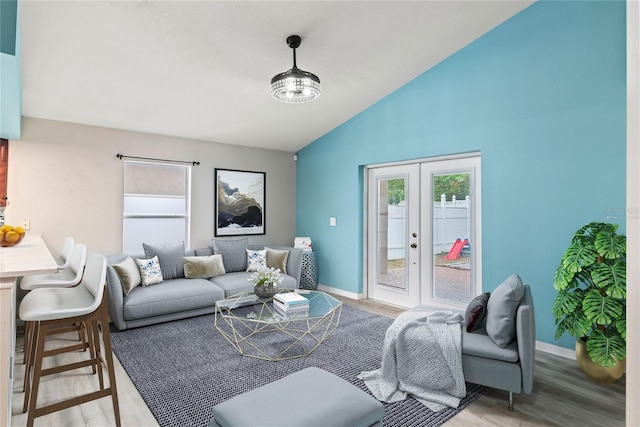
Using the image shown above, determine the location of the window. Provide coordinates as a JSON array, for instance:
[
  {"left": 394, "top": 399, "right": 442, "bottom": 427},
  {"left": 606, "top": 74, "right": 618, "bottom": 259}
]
[{"left": 122, "top": 161, "right": 191, "bottom": 253}]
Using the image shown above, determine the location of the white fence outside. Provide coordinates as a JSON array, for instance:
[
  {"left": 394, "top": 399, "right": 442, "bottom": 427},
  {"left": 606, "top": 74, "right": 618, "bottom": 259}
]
[{"left": 388, "top": 194, "right": 470, "bottom": 259}]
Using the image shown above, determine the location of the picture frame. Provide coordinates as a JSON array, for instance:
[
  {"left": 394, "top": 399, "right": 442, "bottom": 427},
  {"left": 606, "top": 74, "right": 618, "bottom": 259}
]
[{"left": 215, "top": 168, "right": 266, "bottom": 236}]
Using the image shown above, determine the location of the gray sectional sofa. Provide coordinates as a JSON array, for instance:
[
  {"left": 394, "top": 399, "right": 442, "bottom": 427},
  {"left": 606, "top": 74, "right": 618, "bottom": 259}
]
[{"left": 106, "top": 241, "right": 303, "bottom": 331}]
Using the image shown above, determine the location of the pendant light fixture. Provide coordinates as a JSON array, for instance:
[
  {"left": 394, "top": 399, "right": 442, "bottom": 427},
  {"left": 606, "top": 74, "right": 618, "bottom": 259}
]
[{"left": 270, "top": 35, "right": 321, "bottom": 103}]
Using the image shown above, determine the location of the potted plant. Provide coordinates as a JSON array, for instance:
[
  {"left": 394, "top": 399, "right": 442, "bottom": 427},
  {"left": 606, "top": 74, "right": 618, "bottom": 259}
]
[
  {"left": 552, "top": 222, "right": 626, "bottom": 383},
  {"left": 249, "top": 267, "right": 283, "bottom": 298}
]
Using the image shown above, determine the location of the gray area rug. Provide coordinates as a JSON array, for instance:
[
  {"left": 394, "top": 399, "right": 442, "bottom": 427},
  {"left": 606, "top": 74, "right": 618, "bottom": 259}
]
[{"left": 110, "top": 305, "right": 487, "bottom": 427}]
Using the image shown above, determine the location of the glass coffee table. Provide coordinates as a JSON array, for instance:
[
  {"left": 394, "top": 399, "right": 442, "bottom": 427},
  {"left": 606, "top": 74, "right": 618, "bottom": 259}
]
[{"left": 214, "top": 290, "right": 342, "bottom": 361}]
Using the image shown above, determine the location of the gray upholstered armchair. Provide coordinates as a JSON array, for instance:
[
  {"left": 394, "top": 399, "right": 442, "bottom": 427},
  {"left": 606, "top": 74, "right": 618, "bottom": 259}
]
[
  {"left": 460, "top": 283, "right": 535, "bottom": 410},
  {"left": 417, "top": 279, "right": 535, "bottom": 411}
]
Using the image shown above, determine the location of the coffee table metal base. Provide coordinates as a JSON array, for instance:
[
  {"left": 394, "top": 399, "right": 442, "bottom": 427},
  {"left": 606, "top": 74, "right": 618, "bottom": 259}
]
[{"left": 214, "top": 293, "right": 342, "bottom": 361}]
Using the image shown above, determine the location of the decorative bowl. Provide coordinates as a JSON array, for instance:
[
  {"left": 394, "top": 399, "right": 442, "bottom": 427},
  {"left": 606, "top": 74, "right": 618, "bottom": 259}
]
[{"left": 0, "top": 225, "right": 26, "bottom": 247}]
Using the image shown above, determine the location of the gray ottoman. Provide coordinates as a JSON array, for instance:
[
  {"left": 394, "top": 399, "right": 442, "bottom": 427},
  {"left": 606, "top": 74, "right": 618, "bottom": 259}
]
[{"left": 209, "top": 367, "right": 385, "bottom": 427}]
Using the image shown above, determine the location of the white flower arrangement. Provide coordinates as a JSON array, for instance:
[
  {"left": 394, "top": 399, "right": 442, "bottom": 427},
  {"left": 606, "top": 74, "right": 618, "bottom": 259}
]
[{"left": 248, "top": 267, "right": 283, "bottom": 288}]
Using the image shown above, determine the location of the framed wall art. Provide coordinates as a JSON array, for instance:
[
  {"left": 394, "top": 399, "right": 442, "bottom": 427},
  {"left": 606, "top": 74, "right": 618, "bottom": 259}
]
[{"left": 215, "top": 168, "right": 266, "bottom": 236}]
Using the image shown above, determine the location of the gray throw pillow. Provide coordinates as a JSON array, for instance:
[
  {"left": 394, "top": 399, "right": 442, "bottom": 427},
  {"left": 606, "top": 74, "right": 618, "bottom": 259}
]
[
  {"left": 112, "top": 256, "right": 141, "bottom": 296},
  {"left": 486, "top": 274, "right": 525, "bottom": 348},
  {"left": 465, "top": 292, "right": 490, "bottom": 332},
  {"left": 212, "top": 238, "right": 248, "bottom": 273},
  {"left": 143, "top": 241, "right": 185, "bottom": 280},
  {"left": 266, "top": 247, "right": 288, "bottom": 274},
  {"left": 183, "top": 255, "right": 226, "bottom": 279}
]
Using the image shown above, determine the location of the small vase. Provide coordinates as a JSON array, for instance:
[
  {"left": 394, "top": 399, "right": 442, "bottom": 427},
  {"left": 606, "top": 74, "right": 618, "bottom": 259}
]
[{"left": 254, "top": 283, "right": 278, "bottom": 298}]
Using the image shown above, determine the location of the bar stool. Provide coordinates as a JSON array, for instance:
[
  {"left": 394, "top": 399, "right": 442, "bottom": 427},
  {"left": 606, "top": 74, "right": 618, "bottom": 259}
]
[
  {"left": 20, "top": 243, "right": 88, "bottom": 372},
  {"left": 55, "top": 237, "right": 75, "bottom": 269},
  {"left": 20, "top": 243, "right": 86, "bottom": 290},
  {"left": 19, "top": 254, "right": 121, "bottom": 427}
]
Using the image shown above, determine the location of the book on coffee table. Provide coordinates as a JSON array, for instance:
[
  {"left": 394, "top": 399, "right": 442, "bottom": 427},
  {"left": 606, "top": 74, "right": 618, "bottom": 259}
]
[{"left": 274, "top": 292, "right": 309, "bottom": 307}]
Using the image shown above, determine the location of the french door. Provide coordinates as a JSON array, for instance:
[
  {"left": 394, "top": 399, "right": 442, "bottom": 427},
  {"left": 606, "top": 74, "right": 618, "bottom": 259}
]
[{"left": 366, "top": 155, "right": 481, "bottom": 308}]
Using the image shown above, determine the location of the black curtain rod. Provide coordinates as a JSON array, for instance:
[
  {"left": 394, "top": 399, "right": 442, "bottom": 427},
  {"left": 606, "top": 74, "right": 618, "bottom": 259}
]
[{"left": 116, "top": 153, "right": 200, "bottom": 166}]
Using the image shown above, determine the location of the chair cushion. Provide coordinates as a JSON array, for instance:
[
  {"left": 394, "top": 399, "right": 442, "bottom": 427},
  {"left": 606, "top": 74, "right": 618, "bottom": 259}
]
[
  {"left": 143, "top": 241, "right": 185, "bottom": 280},
  {"left": 465, "top": 292, "right": 490, "bottom": 332},
  {"left": 211, "top": 367, "right": 384, "bottom": 427},
  {"left": 486, "top": 274, "right": 525, "bottom": 348},
  {"left": 212, "top": 238, "right": 248, "bottom": 273},
  {"left": 462, "top": 326, "right": 519, "bottom": 362}
]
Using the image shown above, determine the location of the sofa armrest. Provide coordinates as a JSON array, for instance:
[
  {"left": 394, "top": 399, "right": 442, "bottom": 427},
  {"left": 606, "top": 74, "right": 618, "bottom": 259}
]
[
  {"left": 105, "top": 264, "right": 127, "bottom": 330},
  {"left": 516, "top": 284, "right": 536, "bottom": 394}
]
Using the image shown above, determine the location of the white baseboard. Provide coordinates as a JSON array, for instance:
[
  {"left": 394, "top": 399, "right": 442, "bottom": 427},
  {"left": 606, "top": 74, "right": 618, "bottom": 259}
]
[
  {"left": 316, "top": 285, "right": 579, "bottom": 359},
  {"left": 316, "top": 284, "right": 364, "bottom": 300},
  {"left": 536, "top": 341, "right": 575, "bottom": 359}
]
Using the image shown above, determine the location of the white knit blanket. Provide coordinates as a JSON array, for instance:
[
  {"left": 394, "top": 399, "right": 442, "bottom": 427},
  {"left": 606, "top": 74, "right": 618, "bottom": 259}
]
[{"left": 358, "top": 308, "right": 466, "bottom": 411}]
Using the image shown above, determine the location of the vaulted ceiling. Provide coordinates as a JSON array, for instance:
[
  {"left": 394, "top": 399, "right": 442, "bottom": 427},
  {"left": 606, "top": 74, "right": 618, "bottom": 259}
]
[{"left": 19, "top": 1, "right": 534, "bottom": 152}]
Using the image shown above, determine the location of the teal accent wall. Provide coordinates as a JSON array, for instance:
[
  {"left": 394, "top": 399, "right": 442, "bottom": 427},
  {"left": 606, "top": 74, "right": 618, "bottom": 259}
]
[
  {"left": 0, "top": 0, "right": 20, "bottom": 140},
  {"left": 296, "top": 0, "right": 626, "bottom": 350}
]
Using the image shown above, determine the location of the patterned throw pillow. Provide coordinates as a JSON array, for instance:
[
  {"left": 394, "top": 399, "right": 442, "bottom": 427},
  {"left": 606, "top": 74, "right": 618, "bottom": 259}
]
[
  {"left": 136, "top": 255, "right": 163, "bottom": 287},
  {"left": 246, "top": 249, "right": 267, "bottom": 272}
]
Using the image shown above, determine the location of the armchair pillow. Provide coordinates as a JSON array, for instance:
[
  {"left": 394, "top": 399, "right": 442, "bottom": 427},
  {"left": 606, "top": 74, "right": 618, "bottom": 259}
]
[
  {"left": 113, "top": 256, "right": 141, "bottom": 296},
  {"left": 266, "top": 247, "right": 288, "bottom": 274},
  {"left": 465, "top": 292, "right": 490, "bottom": 332},
  {"left": 143, "top": 241, "right": 185, "bottom": 280},
  {"left": 183, "top": 255, "right": 226, "bottom": 279},
  {"left": 213, "top": 238, "right": 248, "bottom": 272},
  {"left": 486, "top": 274, "right": 525, "bottom": 348}
]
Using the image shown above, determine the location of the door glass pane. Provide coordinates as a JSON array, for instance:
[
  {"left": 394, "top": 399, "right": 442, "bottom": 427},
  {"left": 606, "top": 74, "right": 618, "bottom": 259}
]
[
  {"left": 377, "top": 178, "right": 406, "bottom": 289},
  {"left": 432, "top": 172, "right": 472, "bottom": 304}
]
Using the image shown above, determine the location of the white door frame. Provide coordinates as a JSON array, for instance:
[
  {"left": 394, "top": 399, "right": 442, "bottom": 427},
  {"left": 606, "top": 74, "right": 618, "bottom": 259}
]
[{"left": 363, "top": 152, "right": 482, "bottom": 308}]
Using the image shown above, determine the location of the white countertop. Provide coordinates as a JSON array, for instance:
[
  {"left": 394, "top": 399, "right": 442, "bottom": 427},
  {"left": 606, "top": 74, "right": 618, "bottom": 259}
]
[{"left": 0, "top": 234, "right": 58, "bottom": 285}]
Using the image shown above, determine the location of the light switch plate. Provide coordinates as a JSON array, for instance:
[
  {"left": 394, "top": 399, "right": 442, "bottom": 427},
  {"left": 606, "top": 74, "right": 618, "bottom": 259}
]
[
  {"left": 21, "top": 219, "right": 30, "bottom": 230},
  {"left": 329, "top": 217, "right": 337, "bottom": 226}
]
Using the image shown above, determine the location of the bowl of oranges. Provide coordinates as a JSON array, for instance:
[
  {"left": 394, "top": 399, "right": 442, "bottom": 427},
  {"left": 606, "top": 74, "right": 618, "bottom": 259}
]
[{"left": 0, "top": 225, "right": 26, "bottom": 247}]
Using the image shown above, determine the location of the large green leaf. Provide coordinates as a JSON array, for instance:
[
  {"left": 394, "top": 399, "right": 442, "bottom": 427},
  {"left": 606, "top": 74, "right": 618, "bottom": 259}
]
[
  {"left": 586, "top": 329, "right": 626, "bottom": 367},
  {"left": 554, "top": 309, "right": 591, "bottom": 340},
  {"left": 583, "top": 289, "right": 624, "bottom": 325},
  {"left": 616, "top": 313, "right": 626, "bottom": 340},
  {"left": 561, "top": 239, "right": 597, "bottom": 273},
  {"left": 594, "top": 231, "right": 626, "bottom": 259},
  {"left": 591, "top": 260, "right": 626, "bottom": 299},
  {"left": 552, "top": 290, "right": 581, "bottom": 319},
  {"left": 553, "top": 264, "right": 575, "bottom": 291}
]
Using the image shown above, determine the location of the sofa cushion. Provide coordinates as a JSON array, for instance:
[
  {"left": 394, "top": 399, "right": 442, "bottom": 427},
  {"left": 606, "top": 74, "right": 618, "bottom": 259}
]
[
  {"left": 143, "top": 242, "right": 185, "bottom": 280},
  {"left": 210, "top": 271, "right": 298, "bottom": 297},
  {"left": 246, "top": 249, "right": 266, "bottom": 272},
  {"left": 266, "top": 247, "right": 288, "bottom": 274},
  {"left": 184, "top": 255, "right": 226, "bottom": 279},
  {"left": 465, "top": 292, "right": 490, "bottom": 332},
  {"left": 486, "top": 274, "right": 525, "bottom": 348},
  {"left": 213, "top": 238, "right": 248, "bottom": 273},
  {"left": 462, "top": 326, "right": 519, "bottom": 362},
  {"left": 123, "top": 278, "right": 225, "bottom": 320},
  {"left": 112, "top": 256, "right": 141, "bottom": 296},
  {"left": 136, "top": 255, "right": 163, "bottom": 287}
]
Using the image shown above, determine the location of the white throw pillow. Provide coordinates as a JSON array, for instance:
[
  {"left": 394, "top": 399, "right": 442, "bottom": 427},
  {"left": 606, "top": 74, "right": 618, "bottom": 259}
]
[{"left": 136, "top": 255, "right": 163, "bottom": 287}]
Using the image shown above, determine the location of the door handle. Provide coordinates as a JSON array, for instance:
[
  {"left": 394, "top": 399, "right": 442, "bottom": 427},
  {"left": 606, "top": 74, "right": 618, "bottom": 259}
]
[{"left": 410, "top": 243, "right": 417, "bottom": 249}]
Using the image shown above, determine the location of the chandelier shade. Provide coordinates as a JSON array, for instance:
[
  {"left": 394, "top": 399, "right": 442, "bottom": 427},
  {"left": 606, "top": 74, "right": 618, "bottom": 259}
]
[{"left": 270, "top": 35, "right": 321, "bottom": 103}]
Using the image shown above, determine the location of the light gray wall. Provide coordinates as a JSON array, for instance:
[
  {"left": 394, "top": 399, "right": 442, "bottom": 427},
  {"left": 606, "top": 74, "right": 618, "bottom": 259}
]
[{"left": 6, "top": 117, "right": 296, "bottom": 257}]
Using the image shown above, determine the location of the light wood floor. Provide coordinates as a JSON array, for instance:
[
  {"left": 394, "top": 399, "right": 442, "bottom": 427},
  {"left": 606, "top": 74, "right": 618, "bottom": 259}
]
[{"left": 11, "top": 296, "right": 625, "bottom": 427}]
